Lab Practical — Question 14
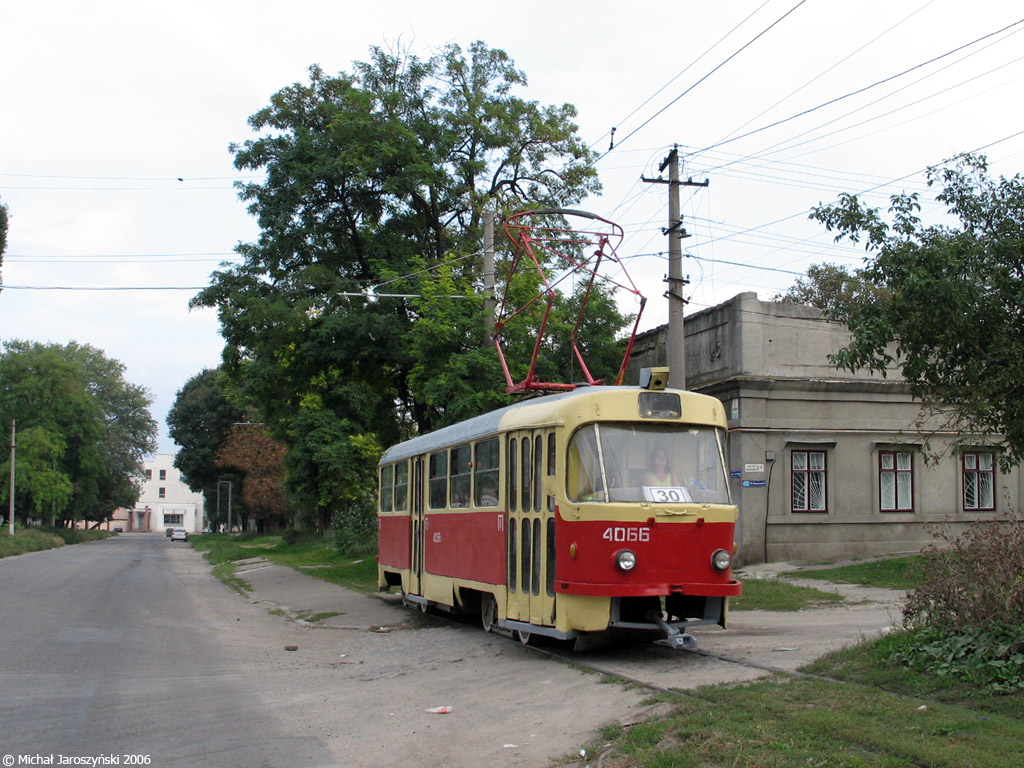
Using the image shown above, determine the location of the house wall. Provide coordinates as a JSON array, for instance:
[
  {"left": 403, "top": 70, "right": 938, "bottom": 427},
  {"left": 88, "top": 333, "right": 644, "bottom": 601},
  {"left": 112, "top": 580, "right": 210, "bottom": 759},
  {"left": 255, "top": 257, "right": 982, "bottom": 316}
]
[
  {"left": 630, "top": 292, "right": 1022, "bottom": 564},
  {"left": 131, "top": 454, "right": 206, "bottom": 533}
]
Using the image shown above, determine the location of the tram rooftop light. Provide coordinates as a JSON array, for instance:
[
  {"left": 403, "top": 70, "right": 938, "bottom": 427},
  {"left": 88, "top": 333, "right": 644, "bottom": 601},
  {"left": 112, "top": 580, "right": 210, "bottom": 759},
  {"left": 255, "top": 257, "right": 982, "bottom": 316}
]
[{"left": 640, "top": 367, "right": 669, "bottom": 391}]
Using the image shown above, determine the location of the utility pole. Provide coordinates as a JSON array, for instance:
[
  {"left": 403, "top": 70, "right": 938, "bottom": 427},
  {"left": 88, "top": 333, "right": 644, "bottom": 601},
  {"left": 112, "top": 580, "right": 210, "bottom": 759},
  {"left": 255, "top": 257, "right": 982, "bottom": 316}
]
[
  {"left": 643, "top": 145, "right": 708, "bottom": 390},
  {"left": 8, "top": 420, "right": 15, "bottom": 536},
  {"left": 483, "top": 211, "right": 496, "bottom": 343}
]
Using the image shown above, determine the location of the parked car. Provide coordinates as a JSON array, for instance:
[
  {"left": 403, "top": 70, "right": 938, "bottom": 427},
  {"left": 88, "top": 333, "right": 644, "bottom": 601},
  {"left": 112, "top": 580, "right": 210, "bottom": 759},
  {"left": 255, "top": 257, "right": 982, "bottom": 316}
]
[{"left": 170, "top": 528, "right": 188, "bottom": 542}]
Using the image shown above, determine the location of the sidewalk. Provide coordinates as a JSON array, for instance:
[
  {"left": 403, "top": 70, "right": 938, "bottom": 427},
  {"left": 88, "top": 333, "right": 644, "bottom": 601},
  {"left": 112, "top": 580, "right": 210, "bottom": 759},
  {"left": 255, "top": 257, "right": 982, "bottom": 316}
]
[{"left": 233, "top": 557, "right": 410, "bottom": 630}]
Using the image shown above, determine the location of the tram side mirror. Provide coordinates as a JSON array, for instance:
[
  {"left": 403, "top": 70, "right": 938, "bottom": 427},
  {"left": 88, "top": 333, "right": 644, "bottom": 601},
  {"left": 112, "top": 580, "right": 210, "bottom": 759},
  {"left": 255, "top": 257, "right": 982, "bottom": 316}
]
[{"left": 640, "top": 367, "right": 669, "bottom": 391}]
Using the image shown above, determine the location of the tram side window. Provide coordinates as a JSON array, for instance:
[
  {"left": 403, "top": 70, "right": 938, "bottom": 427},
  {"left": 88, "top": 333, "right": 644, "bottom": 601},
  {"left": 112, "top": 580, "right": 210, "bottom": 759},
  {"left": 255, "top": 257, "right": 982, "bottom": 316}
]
[
  {"left": 394, "top": 461, "right": 409, "bottom": 512},
  {"left": 507, "top": 518, "right": 517, "bottom": 593},
  {"left": 546, "top": 517, "right": 556, "bottom": 597},
  {"left": 531, "top": 518, "right": 541, "bottom": 596},
  {"left": 450, "top": 444, "right": 471, "bottom": 508},
  {"left": 474, "top": 437, "right": 500, "bottom": 507},
  {"left": 533, "top": 434, "right": 543, "bottom": 512},
  {"left": 521, "top": 513, "right": 532, "bottom": 594},
  {"left": 547, "top": 433, "right": 557, "bottom": 512},
  {"left": 508, "top": 437, "right": 518, "bottom": 513},
  {"left": 521, "top": 438, "right": 532, "bottom": 512},
  {"left": 380, "top": 464, "right": 394, "bottom": 513},
  {"left": 428, "top": 451, "right": 448, "bottom": 509}
]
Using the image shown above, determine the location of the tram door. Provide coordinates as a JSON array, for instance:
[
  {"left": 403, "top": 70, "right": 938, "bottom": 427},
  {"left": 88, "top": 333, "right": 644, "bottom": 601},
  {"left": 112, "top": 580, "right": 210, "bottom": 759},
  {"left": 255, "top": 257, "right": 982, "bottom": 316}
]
[
  {"left": 506, "top": 430, "right": 556, "bottom": 626},
  {"left": 410, "top": 457, "right": 425, "bottom": 597}
]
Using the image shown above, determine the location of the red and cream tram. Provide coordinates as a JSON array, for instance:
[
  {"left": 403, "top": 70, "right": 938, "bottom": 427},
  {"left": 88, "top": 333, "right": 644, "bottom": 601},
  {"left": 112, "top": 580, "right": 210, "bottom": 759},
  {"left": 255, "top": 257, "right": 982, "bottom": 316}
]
[{"left": 377, "top": 372, "right": 741, "bottom": 647}]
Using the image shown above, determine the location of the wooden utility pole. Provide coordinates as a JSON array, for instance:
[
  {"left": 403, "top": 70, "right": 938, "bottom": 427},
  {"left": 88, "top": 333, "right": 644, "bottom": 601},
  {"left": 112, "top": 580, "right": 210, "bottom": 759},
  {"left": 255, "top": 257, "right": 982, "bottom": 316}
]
[{"left": 643, "top": 145, "right": 708, "bottom": 390}]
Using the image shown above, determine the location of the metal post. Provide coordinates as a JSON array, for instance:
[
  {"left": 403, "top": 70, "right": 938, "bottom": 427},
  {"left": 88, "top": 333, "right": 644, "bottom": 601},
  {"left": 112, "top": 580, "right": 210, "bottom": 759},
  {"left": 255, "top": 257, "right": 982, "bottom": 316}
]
[{"left": 227, "top": 481, "right": 232, "bottom": 534}]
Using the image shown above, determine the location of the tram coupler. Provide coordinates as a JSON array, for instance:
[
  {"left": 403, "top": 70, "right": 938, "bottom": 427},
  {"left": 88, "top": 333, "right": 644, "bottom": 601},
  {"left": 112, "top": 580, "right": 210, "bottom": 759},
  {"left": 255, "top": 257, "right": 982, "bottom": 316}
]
[{"left": 651, "top": 613, "right": 697, "bottom": 650}]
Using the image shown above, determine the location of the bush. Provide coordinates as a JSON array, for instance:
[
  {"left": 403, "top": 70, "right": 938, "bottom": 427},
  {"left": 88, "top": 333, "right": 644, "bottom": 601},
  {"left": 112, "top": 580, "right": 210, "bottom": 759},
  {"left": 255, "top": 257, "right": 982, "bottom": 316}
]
[
  {"left": 332, "top": 496, "right": 377, "bottom": 557},
  {"left": 903, "top": 515, "right": 1024, "bottom": 629}
]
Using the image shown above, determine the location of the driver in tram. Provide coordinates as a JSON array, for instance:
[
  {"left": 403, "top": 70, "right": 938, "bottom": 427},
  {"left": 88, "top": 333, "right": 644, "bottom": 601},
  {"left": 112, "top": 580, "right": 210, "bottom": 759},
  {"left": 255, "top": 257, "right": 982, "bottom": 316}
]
[{"left": 643, "top": 447, "right": 680, "bottom": 487}]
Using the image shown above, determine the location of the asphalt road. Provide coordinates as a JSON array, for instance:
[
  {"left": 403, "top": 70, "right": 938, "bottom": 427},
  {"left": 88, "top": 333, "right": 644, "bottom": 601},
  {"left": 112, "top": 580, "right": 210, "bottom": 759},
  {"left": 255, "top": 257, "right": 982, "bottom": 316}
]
[{"left": 0, "top": 534, "right": 334, "bottom": 767}]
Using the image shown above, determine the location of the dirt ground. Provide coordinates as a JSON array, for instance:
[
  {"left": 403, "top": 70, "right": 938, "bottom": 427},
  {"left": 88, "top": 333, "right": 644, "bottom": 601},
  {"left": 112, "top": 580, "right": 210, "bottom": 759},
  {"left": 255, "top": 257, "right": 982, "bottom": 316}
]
[{"left": 178, "top": 549, "right": 905, "bottom": 768}]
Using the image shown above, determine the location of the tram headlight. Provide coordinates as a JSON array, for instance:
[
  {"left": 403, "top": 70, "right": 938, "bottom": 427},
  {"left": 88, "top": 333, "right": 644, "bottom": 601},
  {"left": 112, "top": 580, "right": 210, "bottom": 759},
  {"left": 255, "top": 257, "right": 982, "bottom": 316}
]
[
  {"left": 711, "top": 548, "right": 732, "bottom": 572},
  {"left": 615, "top": 549, "right": 637, "bottom": 572}
]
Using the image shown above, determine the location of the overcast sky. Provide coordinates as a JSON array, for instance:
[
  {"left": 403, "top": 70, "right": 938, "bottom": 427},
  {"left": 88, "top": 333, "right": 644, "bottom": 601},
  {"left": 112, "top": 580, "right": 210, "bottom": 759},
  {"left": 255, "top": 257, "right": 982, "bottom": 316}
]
[{"left": 2, "top": 0, "right": 1023, "bottom": 454}]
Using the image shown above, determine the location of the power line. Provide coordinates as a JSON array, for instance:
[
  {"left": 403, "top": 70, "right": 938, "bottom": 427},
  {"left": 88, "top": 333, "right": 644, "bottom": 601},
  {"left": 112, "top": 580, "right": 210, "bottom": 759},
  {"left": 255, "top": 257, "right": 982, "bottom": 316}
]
[
  {"left": 693, "top": 15, "right": 1024, "bottom": 159},
  {"left": 594, "top": 0, "right": 811, "bottom": 161}
]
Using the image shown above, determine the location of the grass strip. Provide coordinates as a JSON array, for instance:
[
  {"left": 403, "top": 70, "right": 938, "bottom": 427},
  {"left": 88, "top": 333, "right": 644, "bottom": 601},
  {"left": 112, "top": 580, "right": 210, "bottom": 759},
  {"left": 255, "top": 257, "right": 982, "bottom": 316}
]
[
  {"left": 597, "top": 675, "right": 1024, "bottom": 768},
  {"left": 789, "top": 555, "right": 923, "bottom": 591}
]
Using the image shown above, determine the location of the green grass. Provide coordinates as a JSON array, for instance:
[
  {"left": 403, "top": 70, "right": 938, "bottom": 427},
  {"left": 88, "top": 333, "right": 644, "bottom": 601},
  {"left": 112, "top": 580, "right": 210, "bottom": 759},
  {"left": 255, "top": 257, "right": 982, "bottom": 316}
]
[
  {"left": 789, "top": 555, "right": 924, "bottom": 591},
  {"left": 193, "top": 532, "right": 379, "bottom": 593},
  {"left": 589, "top": 673, "right": 1024, "bottom": 768},
  {"left": 0, "top": 525, "right": 113, "bottom": 558},
  {"left": 730, "top": 576, "right": 845, "bottom": 611}
]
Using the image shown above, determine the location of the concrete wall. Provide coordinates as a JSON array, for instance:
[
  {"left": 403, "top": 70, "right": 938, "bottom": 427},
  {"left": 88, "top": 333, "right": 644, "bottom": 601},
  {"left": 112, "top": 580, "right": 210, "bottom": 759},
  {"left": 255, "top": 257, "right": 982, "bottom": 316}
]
[{"left": 630, "top": 292, "right": 1021, "bottom": 564}]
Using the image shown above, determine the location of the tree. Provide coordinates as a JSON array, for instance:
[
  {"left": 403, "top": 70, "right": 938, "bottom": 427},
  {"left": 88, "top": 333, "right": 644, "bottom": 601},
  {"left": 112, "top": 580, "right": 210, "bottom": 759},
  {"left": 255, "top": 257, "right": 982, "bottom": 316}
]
[
  {"left": 0, "top": 341, "right": 157, "bottom": 524},
  {"left": 810, "top": 153, "right": 1024, "bottom": 466},
  {"left": 193, "top": 41, "right": 618, "bottom": 525},
  {"left": 1, "top": 195, "right": 8, "bottom": 288},
  {"left": 167, "top": 368, "right": 246, "bottom": 521},
  {"left": 0, "top": 426, "right": 73, "bottom": 523},
  {"left": 773, "top": 262, "right": 885, "bottom": 316},
  {"left": 215, "top": 423, "right": 289, "bottom": 531}
]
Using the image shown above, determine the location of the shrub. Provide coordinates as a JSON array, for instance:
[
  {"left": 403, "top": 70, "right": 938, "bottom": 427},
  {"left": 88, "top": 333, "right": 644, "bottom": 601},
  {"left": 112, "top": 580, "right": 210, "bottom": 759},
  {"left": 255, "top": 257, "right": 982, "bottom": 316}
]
[
  {"left": 332, "top": 495, "right": 377, "bottom": 557},
  {"left": 903, "top": 515, "right": 1024, "bottom": 629}
]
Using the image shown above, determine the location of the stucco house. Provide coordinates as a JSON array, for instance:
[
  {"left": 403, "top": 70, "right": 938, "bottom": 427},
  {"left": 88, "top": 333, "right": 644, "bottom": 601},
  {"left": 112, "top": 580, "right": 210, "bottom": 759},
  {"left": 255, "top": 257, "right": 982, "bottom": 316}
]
[
  {"left": 628, "top": 291, "right": 1021, "bottom": 564},
  {"left": 124, "top": 454, "right": 205, "bottom": 533}
]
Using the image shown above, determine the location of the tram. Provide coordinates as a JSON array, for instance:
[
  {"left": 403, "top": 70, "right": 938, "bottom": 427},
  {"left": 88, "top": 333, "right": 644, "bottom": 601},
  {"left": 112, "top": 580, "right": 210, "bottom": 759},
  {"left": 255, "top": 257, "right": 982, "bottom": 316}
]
[{"left": 376, "top": 369, "right": 741, "bottom": 648}]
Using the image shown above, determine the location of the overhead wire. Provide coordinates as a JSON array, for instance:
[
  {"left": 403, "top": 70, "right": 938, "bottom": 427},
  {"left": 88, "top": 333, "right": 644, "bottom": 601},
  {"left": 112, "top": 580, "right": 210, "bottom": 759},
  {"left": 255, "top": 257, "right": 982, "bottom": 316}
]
[{"left": 592, "top": 0, "right": 811, "bottom": 163}]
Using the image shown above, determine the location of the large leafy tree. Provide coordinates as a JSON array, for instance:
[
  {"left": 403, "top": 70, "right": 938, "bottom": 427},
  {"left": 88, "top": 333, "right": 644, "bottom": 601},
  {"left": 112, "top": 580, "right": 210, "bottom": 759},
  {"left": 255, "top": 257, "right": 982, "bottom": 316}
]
[
  {"left": 215, "top": 424, "right": 289, "bottom": 531},
  {"left": 166, "top": 368, "right": 246, "bottom": 521},
  {"left": 810, "top": 153, "right": 1024, "bottom": 466},
  {"left": 0, "top": 341, "right": 156, "bottom": 524},
  {"left": 194, "top": 41, "right": 619, "bottom": 521},
  {"left": 0, "top": 195, "right": 8, "bottom": 288}
]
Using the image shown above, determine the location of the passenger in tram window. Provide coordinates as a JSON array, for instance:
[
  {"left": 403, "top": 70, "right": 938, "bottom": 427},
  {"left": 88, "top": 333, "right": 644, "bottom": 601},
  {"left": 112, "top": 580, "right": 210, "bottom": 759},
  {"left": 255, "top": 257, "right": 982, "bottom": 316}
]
[
  {"left": 643, "top": 447, "right": 680, "bottom": 487},
  {"left": 477, "top": 475, "right": 498, "bottom": 507}
]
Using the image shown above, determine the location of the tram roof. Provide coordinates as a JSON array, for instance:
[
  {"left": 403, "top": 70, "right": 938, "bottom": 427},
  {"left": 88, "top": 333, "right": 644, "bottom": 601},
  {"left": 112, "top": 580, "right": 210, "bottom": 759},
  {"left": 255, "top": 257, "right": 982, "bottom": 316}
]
[{"left": 379, "top": 386, "right": 638, "bottom": 464}]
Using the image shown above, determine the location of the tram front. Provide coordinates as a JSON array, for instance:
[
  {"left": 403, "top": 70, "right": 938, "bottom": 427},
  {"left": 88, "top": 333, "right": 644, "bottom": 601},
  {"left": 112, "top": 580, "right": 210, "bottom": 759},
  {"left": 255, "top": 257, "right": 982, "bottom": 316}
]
[{"left": 554, "top": 386, "right": 741, "bottom": 648}]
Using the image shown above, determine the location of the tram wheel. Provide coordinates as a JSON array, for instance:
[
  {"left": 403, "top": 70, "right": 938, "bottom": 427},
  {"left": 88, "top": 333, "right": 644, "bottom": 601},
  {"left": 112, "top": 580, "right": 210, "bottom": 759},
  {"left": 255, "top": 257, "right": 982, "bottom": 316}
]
[
  {"left": 400, "top": 592, "right": 409, "bottom": 608},
  {"left": 419, "top": 599, "right": 429, "bottom": 613},
  {"left": 480, "top": 593, "right": 497, "bottom": 633},
  {"left": 516, "top": 629, "right": 533, "bottom": 645}
]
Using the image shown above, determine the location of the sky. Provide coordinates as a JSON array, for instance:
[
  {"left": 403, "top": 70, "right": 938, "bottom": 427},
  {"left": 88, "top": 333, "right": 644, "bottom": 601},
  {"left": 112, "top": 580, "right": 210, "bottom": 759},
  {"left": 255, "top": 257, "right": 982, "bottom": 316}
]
[{"left": 2, "top": 0, "right": 1023, "bottom": 454}]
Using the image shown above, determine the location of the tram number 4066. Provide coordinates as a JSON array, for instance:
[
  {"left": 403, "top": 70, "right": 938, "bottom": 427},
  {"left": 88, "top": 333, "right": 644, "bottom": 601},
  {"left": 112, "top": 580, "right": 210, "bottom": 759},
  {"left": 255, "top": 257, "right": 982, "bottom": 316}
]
[{"left": 602, "top": 526, "right": 650, "bottom": 543}]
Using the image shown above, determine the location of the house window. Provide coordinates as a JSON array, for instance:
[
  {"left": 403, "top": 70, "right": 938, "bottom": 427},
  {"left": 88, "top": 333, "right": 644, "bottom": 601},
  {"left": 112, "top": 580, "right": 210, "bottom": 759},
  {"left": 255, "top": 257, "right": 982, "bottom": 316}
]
[
  {"left": 145, "top": 469, "right": 152, "bottom": 480},
  {"left": 963, "top": 451, "right": 995, "bottom": 511},
  {"left": 880, "top": 451, "right": 914, "bottom": 512},
  {"left": 159, "top": 469, "right": 167, "bottom": 481},
  {"left": 158, "top": 487, "right": 166, "bottom": 499},
  {"left": 791, "top": 450, "right": 826, "bottom": 512}
]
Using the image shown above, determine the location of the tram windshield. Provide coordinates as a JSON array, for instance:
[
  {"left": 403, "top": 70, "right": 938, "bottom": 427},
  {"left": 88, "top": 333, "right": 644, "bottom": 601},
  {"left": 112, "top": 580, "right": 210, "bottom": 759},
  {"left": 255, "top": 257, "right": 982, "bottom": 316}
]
[{"left": 567, "top": 423, "right": 730, "bottom": 504}]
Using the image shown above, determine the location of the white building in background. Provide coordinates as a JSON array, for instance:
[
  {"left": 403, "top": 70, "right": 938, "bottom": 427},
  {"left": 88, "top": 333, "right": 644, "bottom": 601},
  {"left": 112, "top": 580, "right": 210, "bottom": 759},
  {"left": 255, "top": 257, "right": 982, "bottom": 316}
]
[{"left": 127, "top": 454, "right": 205, "bottom": 533}]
